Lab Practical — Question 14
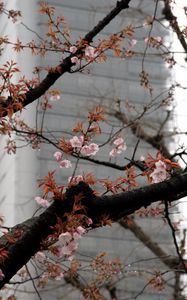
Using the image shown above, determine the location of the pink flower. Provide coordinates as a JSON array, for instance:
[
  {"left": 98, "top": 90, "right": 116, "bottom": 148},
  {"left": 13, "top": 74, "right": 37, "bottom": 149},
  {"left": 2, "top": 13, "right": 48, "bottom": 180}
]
[
  {"left": 110, "top": 137, "right": 127, "bottom": 156},
  {"left": 109, "top": 148, "right": 122, "bottom": 157},
  {"left": 87, "top": 218, "right": 93, "bottom": 225},
  {"left": 54, "top": 151, "right": 62, "bottom": 162},
  {"left": 81, "top": 143, "right": 99, "bottom": 156},
  {"left": 76, "top": 226, "right": 86, "bottom": 235},
  {"left": 50, "top": 94, "right": 60, "bottom": 101},
  {"left": 35, "top": 196, "right": 50, "bottom": 208},
  {"left": 69, "top": 136, "right": 84, "bottom": 149},
  {"left": 69, "top": 46, "right": 77, "bottom": 53},
  {"left": 73, "top": 226, "right": 86, "bottom": 239},
  {"left": 150, "top": 160, "right": 168, "bottom": 183},
  {"left": 85, "top": 46, "right": 98, "bottom": 60},
  {"left": 0, "top": 269, "right": 4, "bottom": 281},
  {"left": 68, "top": 175, "right": 84, "bottom": 185},
  {"left": 113, "top": 137, "right": 127, "bottom": 150},
  {"left": 71, "top": 56, "right": 80, "bottom": 65},
  {"left": 89, "top": 143, "right": 99, "bottom": 155},
  {"left": 59, "top": 159, "right": 72, "bottom": 168},
  {"left": 61, "top": 240, "right": 78, "bottom": 257}
]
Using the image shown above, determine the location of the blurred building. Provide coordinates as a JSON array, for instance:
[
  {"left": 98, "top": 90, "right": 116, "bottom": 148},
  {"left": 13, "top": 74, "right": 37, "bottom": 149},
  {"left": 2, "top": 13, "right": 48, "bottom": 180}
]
[{"left": 0, "top": 1, "right": 179, "bottom": 299}]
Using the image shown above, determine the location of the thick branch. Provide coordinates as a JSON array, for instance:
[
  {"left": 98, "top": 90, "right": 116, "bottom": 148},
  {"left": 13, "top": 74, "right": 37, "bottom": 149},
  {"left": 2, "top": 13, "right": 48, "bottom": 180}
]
[
  {"left": 0, "top": 0, "right": 131, "bottom": 116},
  {"left": 162, "top": 0, "right": 187, "bottom": 55},
  {"left": 0, "top": 173, "right": 187, "bottom": 287}
]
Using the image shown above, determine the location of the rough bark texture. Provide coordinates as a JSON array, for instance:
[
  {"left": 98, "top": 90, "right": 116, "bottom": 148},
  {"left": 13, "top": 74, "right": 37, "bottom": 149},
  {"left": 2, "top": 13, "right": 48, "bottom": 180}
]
[{"left": 0, "top": 173, "right": 187, "bottom": 288}]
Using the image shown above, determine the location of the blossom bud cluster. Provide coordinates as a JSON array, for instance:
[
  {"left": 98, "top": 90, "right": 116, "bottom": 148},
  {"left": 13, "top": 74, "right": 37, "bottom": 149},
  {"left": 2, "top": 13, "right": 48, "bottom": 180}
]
[{"left": 109, "top": 137, "right": 127, "bottom": 156}]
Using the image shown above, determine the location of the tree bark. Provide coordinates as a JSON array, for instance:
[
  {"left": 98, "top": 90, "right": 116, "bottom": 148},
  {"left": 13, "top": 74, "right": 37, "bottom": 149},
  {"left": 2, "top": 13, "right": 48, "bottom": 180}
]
[{"left": 0, "top": 173, "right": 187, "bottom": 288}]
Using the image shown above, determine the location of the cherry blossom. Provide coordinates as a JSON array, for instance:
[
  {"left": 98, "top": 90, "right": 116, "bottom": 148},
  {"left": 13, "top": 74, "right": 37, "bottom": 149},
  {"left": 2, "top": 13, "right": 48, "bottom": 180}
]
[
  {"left": 57, "top": 227, "right": 86, "bottom": 260},
  {"left": 150, "top": 160, "right": 168, "bottom": 183},
  {"left": 68, "top": 175, "right": 84, "bottom": 185},
  {"left": 87, "top": 218, "right": 93, "bottom": 225},
  {"left": 60, "top": 240, "right": 78, "bottom": 258},
  {"left": 59, "top": 159, "right": 72, "bottom": 168},
  {"left": 73, "top": 226, "right": 86, "bottom": 239},
  {"left": 69, "top": 46, "right": 77, "bottom": 53},
  {"left": 49, "top": 94, "right": 60, "bottom": 101},
  {"left": 53, "top": 151, "right": 63, "bottom": 162},
  {"left": 69, "top": 135, "right": 84, "bottom": 149},
  {"left": 109, "top": 137, "right": 127, "bottom": 156},
  {"left": 35, "top": 196, "right": 50, "bottom": 208},
  {"left": 81, "top": 143, "right": 99, "bottom": 156},
  {"left": 58, "top": 233, "right": 78, "bottom": 260},
  {"left": 113, "top": 137, "right": 126, "bottom": 149},
  {"left": 71, "top": 56, "right": 80, "bottom": 65},
  {"left": 109, "top": 148, "right": 122, "bottom": 157},
  {"left": 85, "top": 46, "right": 98, "bottom": 60}
]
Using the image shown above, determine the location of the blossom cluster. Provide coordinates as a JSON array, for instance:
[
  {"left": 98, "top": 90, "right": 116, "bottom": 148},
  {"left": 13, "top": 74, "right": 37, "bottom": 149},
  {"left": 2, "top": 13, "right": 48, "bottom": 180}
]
[
  {"left": 109, "top": 137, "right": 127, "bottom": 156},
  {"left": 55, "top": 226, "right": 86, "bottom": 260},
  {"left": 70, "top": 135, "right": 99, "bottom": 156},
  {"left": 70, "top": 45, "right": 98, "bottom": 66},
  {"left": 35, "top": 196, "right": 50, "bottom": 208},
  {"left": 54, "top": 136, "right": 99, "bottom": 168},
  {"left": 150, "top": 160, "right": 168, "bottom": 184}
]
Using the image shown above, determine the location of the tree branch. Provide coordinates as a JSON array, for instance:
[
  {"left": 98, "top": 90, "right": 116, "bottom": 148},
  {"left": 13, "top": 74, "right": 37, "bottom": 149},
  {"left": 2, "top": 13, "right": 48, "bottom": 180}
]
[
  {"left": 0, "top": 0, "right": 131, "bottom": 117},
  {"left": 162, "top": 0, "right": 187, "bottom": 56},
  {"left": 0, "top": 172, "right": 187, "bottom": 287},
  {"left": 120, "top": 218, "right": 180, "bottom": 269}
]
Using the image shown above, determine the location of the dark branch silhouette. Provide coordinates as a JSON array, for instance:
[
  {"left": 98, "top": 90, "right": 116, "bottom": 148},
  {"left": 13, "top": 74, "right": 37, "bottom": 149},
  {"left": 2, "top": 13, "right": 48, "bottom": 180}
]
[
  {"left": 0, "top": 172, "right": 187, "bottom": 287},
  {"left": 0, "top": 0, "right": 131, "bottom": 117}
]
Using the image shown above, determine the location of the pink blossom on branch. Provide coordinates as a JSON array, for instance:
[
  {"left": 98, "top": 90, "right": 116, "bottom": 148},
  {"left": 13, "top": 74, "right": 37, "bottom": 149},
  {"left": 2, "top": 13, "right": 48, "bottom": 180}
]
[
  {"left": 80, "top": 143, "right": 99, "bottom": 156},
  {"left": 71, "top": 56, "right": 80, "bottom": 66},
  {"left": 35, "top": 196, "right": 50, "bottom": 208},
  {"left": 69, "top": 136, "right": 84, "bottom": 149},
  {"left": 109, "top": 137, "right": 127, "bottom": 157},
  {"left": 57, "top": 227, "right": 86, "bottom": 260},
  {"left": 54, "top": 151, "right": 63, "bottom": 162},
  {"left": 73, "top": 226, "right": 86, "bottom": 239},
  {"left": 49, "top": 94, "right": 60, "bottom": 101},
  {"left": 85, "top": 46, "right": 98, "bottom": 61},
  {"left": 69, "top": 46, "right": 77, "bottom": 54},
  {"left": 150, "top": 160, "right": 169, "bottom": 183},
  {"left": 59, "top": 159, "right": 72, "bottom": 168},
  {"left": 68, "top": 175, "right": 84, "bottom": 185}
]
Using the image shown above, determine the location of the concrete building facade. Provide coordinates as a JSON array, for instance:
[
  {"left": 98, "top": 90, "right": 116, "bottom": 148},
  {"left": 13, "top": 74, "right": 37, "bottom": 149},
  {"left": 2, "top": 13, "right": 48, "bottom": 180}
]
[{"left": 0, "top": 1, "right": 180, "bottom": 299}]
